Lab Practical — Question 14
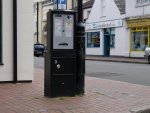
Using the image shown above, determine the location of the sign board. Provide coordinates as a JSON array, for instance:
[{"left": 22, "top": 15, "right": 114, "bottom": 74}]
[
  {"left": 54, "top": 0, "right": 67, "bottom": 10},
  {"left": 127, "top": 18, "right": 150, "bottom": 27},
  {"left": 86, "top": 19, "right": 123, "bottom": 30},
  {"left": 53, "top": 14, "right": 74, "bottom": 49}
]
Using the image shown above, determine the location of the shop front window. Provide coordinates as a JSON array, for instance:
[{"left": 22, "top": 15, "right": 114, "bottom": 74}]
[
  {"left": 110, "top": 28, "right": 115, "bottom": 48},
  {"left": 87, "top": 32, "right": 100, "bottom": 48},
  {"left": 131, "top": 27, "right": 149, "bottom": 51},
  {"left": 110, "top": 35, "right": 115, "bottom": 48}
]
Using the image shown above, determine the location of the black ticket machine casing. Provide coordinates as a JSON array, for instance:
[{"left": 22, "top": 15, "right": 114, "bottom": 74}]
[{"left": 44, "top": 10, "right": 77, "bottom": 97}]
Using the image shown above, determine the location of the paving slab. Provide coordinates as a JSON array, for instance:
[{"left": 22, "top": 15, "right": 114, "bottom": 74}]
[
  {"left": 86, "top": 56, "right": 148, "bottom": 64},
  {"left": 0, "top": 69, "right": 150, "bottom": 113}
]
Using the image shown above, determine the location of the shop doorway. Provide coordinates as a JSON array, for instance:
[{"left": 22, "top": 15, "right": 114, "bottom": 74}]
[{"left": 104, "top": 29, "right": 110, "bottom": 57}]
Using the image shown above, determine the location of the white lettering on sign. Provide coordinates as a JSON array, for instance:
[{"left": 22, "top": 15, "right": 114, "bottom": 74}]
[{"left": 85, "top": 20, "right": 123, "bottom": 30}]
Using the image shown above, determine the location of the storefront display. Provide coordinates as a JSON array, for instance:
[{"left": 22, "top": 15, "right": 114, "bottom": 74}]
[
  {"left": 87, "top": 32, "right": 100, "bottom": 48},
  {"left": 128, "top": 19, "right": 150, "bottom": 52},
  {"left": 131, "top": 30, "right": 148, "bottom": 51}
]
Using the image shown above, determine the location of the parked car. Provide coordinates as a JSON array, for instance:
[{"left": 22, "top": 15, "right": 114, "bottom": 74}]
[
  {"left": 34, "top": 43, "right": 45, "bottom": 57},
  {"left": 144, "top": 46, "right": 150, "bottom": 64}
]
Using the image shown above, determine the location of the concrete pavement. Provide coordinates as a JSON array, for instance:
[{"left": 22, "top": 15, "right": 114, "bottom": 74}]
[
  {"left": 86, "top": 55, "right": 148, "bottom": 64},
  {"left": 0, "top": 68, "right": 150, "bottom": 113}
]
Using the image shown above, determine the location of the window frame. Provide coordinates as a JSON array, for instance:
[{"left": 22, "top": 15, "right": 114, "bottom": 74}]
[
  {"left": 0, "top": 0, "right": 2, "bottom": 65},
  {"left": 86, "top": 31, "right": 100, "bottom": 48},
  {"left": 136, "top": 0, "right": 150, "bottom": 7},
  {"left": 110, "top": 28, "right": 115, "bottom": 48},
  {"left": 130, "top": 26, "right": 150, "bottom": 52},
  {"left": 87, "top": 10, "right": 91, "bottom": 18},
  {"left": 110, "top": 34, "right": 115, "bottom": 48}
]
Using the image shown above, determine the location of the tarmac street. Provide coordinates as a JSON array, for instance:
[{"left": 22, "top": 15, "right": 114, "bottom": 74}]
[
  {"left": 35, "top": 57, "right": 150, "bottom": 86},
  {"left": 86, "top": 61, "right": 150, "bottom": 86}
]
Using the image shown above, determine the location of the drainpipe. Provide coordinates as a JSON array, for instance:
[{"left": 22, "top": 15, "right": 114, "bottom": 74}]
[
  {"left": 37, "top": 2, "right": 39, "bottom": 43},
  {"left": 13, "top": 0, "right": 18, "bottom": 83}
]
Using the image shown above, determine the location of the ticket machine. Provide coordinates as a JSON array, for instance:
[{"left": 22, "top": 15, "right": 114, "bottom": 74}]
[{"left": 44, "top": 10, "right": 77, "bottom": 97}]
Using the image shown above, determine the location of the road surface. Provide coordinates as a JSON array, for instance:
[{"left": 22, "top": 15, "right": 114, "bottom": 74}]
[{"left": 34, "top": 57, "right": 150, "bottom": 86}]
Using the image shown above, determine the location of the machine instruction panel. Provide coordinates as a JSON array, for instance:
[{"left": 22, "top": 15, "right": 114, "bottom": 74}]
[{"left": 53, "top": 14, "right": 74, "bottom": 49}]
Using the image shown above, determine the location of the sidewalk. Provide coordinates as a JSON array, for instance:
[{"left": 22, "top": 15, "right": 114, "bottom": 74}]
[
  {"left": 0, "top": 68, "right": 150, "bottom": 113},
  {"left": 86, "top": 55, "right": 148, "bottom": 64}
]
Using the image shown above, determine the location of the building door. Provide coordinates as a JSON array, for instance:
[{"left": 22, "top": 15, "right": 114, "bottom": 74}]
[
  {"left": 104, "top": 28, "right": 111, "bottom": 57},
  {"left": 104, "top": 34, "right": 110, "bottom": 57}
]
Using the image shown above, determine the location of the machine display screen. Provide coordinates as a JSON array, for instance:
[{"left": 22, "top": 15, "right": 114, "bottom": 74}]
[{"left": 53, "top": 14, "right": 74, "bottom": 49}]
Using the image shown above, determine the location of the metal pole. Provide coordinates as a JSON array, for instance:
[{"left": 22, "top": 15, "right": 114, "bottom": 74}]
[
  {"left": 13, "top": 0, "right": 18, "bottom": 83},
  {"left": 77, "top": 0, "right": 83, "bottom": 23},
  {"left": 76, "top": 0, "right": 85, "bottom": 95},
  {"left": 0, "top": 0, "right": 2, "bottom": 64},
  {"left": 37, "top": 2, "right": 39, "bottom": 43}
]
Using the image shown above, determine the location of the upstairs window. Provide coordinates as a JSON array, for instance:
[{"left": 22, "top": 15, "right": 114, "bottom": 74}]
[
  {"left": 87, "top": 10, "right": 91, "bottom": 18},
  {"left": 136, "top": 0, "right": 150, "bottom": 6}
]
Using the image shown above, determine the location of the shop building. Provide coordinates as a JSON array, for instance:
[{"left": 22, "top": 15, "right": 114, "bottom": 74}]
[
  {"left": 0, "top": 0, "right": 34, "bottom": 82},
  {"left": 126, "top": 0, "right": 150, "bottom": 57},
  {"left": 85, "top": 0, "right": 128, "bottom": 57},
  {"left": 86, "top": 0, "right": 150, "bottom": 58}
]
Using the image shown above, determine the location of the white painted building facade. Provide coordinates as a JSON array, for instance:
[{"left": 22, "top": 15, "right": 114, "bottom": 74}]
[
  {"left": 86, "top": 0, "right": 129, "bottom": 57},
  {"left": 86, "top": 0, "right": 150, "bottom": 57},
  {"left": 0, "top": 0, "right": 34, "bottom": 82}
]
